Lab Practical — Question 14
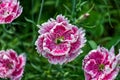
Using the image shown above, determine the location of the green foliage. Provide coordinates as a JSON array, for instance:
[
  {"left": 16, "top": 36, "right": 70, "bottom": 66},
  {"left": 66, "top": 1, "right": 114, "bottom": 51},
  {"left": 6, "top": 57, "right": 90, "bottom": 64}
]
[{"left": 0, "top": 0, "right": 120, "bottom": 80}]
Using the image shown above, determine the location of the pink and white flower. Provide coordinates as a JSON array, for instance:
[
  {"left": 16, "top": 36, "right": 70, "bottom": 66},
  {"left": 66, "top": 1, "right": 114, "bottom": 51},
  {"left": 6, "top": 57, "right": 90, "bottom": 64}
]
[
  {"left": 0, "top": 0, "right": 23, "bottom": 24},
  {"left": 0, "top": 49, "right": 26, "bottom": 80},
  {"left": 82, "top": 46, "right": 120, "bottom": 80},
  {"left": 35, "top": 14, "right": 86, "bottom": 64}
]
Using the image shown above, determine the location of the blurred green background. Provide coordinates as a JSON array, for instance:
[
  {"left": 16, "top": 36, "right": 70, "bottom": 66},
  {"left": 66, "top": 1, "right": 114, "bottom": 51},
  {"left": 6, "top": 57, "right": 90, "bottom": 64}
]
[{"left": 0, "top": 0, "right": 120, "bottom": 80}]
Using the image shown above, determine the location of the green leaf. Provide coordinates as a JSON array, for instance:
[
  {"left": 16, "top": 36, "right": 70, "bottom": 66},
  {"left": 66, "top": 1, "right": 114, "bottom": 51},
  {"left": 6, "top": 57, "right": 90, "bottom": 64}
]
[
  {"left": 88, "top": 40, "right": 97, "bottom": 49},
  {"left": 105, "top": 36, "right": 120, "bottom": 48},
  {"left": 25, "top": 17, "right": 36, "bottom": 25},
  {"left": 31, "top": 63, "right": 41, "bottom": 72}
]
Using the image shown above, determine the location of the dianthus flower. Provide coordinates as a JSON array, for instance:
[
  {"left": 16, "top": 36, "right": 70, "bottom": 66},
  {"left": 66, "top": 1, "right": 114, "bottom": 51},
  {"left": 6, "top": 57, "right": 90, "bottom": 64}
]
[
  {"left": 0, "top": 0, "right": 22, "bottom": 24},
  {"left": 0, "top": 49, "right": 26, "bottom": 80},
  {"left": 83, "top": 46, "right": 120, "bottom": 80},
  {"left": 35, "top": 15, "right": 86, "bottom": 64}
]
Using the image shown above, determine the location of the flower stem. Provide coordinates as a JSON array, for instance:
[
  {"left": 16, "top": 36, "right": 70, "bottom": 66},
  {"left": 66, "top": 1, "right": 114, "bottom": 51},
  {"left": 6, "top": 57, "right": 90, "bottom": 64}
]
[
  {"left": 31, "top": 0, "right": 36, "bottom": 46},
  {"left": 1, "top": 24, "right": 6, "bottom": 50},
  {"left": 37, "top": 0, "right": 44, "bottom": 24},
  {"left": 71, "top": 0, "right": 76, "bottom": 22}
]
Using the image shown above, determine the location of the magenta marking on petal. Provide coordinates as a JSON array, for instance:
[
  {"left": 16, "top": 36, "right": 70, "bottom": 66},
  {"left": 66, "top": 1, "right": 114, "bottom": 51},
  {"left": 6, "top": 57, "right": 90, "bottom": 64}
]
[
  {"left": 39, "top": 21, "right": 55, "bottom": 34},
  {"left": 66, "top": 49, "right": 80, "bottom": 63},
  {"left": 72, "top": 26, "right": 78, "bottom": 34},
  {"left": 12, "top": 68, "right": 23, "bottom": 78},
  {"left": 51, "top": 42, "right": 70, "bottom": 56},
  {"left": 43, "top": 35, "right": 56, "bottom": 52},
  {"left": 12, "top": 4, "right": 18, "bottom": 12},
  {"left": 88, "top": 51, "right": 105, "bottom": 64},
  {"left": 84, "top": 72, "right": 92, "bottom": 80},
  {"left": 16, "top": 54, "right": 26, "bottom": 69},
  {"left": 15, "top": 6, "right": 23, "bottom": 18},
  {"left": 35, "top": 35, "right": 44, "bottom": 54},
  {"left": 103, "top": 68, "right": 119, "bottom": 80},
  {"left": 46, "top": 54, "right": 66, "bottom": 65},
  {"left": 5, "top": 14, "right": 13, "bottom": 23},
  {"left": 0, "top": 3, "right": 6, "bottom": 8},
  {"left": 56, "top": 15, "right": 66, "bottom": 22},
  {"left": 8, "top": 49, "right": 18, "bottom": 62},
  {"left": 84, "top": 59, "right": 98, "bottom": 75},
  {"left": 69, "top": 37, "right": 81, "bottom": 53},
  {"left": 56, "top": 14, "right": 69, "bottom": 25},
  {"left": 51, "top": 24, "right": 66, "bottom": 36},
  {"left": 62, "top": 30, "right": 75, "bottom": 42}
]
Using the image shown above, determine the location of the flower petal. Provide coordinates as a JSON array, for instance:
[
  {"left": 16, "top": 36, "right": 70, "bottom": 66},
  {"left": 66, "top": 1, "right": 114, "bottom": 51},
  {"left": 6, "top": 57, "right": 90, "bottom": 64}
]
[
  {"left": 51, "top": 23, "right": 66, "bottom": 36},
  {"left": 51, "top": 42, "right": 70, "bottom": 56},
  {"left": 35, "top": 35, "right": 45, "bottom": 54},
  {"left": 7, "top": 49, "right": 18, "bottom": 62},
  {"left": 11, "top": 68, "right": 23, "bottom": 80},
  {"left": 66, "top": 49, "right": 81, "bottom": 62},
  {"left": 46, "top": 54, "right": 66, "bottom": 65},
  {"left": 69, "top": 37, "right": 81, "bottom": 53},
  {"left": 38, "top": 20, "right": 56, "bottom": 34},
  {"left": 87, "top": 50, "right": 105, "bottom": 64},
  {"left": 103, "top": 68, "right": 119, "bottom": 80},
  {"left": 43, "top": 34, "right": 56, "bottom": 53},
  {"left": 84, "top": 72, "right": 92, "bottom": 80},
  {"left": 16, "top": 54, "right": 26, "bottom": 69},
  {"left": 84, "top": 59, "right": 98, "bottom": 77},
  {"left": 56, "top": 14, "right": 69, "bottom": 25}
]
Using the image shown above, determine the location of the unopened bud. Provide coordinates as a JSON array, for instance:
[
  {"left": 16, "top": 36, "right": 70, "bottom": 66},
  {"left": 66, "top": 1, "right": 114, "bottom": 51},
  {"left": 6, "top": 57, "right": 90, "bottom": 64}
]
[{"left": 75, "top": 13, "right": 90, "bottom": 23}]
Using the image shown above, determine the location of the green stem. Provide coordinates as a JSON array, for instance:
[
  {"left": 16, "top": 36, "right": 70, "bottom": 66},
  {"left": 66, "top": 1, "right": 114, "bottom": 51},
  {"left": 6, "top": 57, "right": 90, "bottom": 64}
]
[
  {"left": 2, "top": 24, "right": 7, "bottom": 33},
  {"left": 1, "top": 24, "right": 6, "bottom": 50},
  {"left": 32, "top": 0, "right": 34, "bottom": 21},
  {"left": 37, "top": 0, "right": 44, "bottom": 24},
  {"left": 103, "top": 0, "right": 113, "bottom": 27},
  {"left": 71, "top": 0, "right": 76, "bottom": 22},
  {"left": 87, "top": 4, "right": 95, "bottom": 13},
  {"left": 58, "top": 65, "right": 64, "bottom": 79},
  {"left": 31, "top": 0, "right": 36, "bottom": 46}
]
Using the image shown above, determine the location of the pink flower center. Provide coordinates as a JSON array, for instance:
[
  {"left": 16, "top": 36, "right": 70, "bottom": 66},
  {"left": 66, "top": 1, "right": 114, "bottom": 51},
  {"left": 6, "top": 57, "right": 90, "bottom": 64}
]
[
  {"left": 0, "top": 55, "right": 14, "bottom": 70},
  {"left": 55, "top": 36, "right": 64, "bottom": 44},
  {"left": 98, "top": 64, "right": 105, "bottom": 71},
  {"left": 2, "top": 60, "right": 14, "bottom": 70},
  {"left": 6, "top": 62, "right": 14, "bottom": 69},
  {"left": 4, "top": 11, "right": 9, "bottom": 16},
  {"left": 0, "top": 59, "right": 14, "bottom": 76}
]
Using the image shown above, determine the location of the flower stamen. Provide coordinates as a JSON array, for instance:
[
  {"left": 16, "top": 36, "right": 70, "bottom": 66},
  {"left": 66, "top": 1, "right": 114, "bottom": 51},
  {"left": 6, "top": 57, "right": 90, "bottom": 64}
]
[
  {"left": 55, "top": 36, "right": 64, "bottom": 44},
  {"left": 99, "top": 64, "right": 105, "bottom": 71}
]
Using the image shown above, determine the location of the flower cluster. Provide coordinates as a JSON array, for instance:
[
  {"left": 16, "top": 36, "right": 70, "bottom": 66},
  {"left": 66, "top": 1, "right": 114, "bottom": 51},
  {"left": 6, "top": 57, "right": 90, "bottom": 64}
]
[
  {"left": 35, "top": 15, "right": 86, "bottom": 64},
  {"left": 0, "top": 0, "right": 119, "bottom": 79},
  {"left": 82, "top": 46, "right": 120, "bottom": 80},
  {"left": 0, "top": 0, "right": 22, "bottom": 24},
  {"left": 0, "top": 49, "right": 26, "bottom": 80}
]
